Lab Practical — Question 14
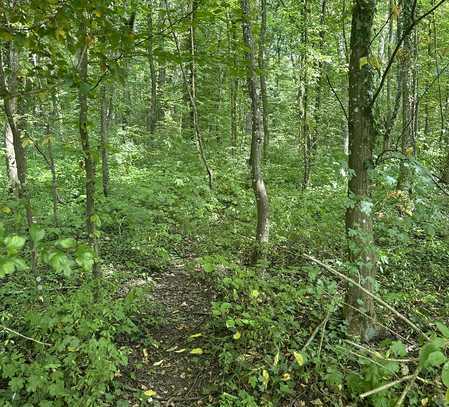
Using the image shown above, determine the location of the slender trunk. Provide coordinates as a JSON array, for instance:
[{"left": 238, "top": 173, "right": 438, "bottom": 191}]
[
  {"left": 48, "top": 96, "right": 59, "bottom": 225},
  {"left": 156, "top": 0, "right": 166, "bottom": 123},
  {"left": 258, "top": 0, "right": 270, "bottom": 157},
  {"left": 100, "top": 84, "right": 112, "bottom": 197},
  {"left": 345, "top": 0, "right": 377, "bottom": 341},
  {"left": 148, "top": 1, "right": 158, "bottom": 134},
  {"left": 241, "top": 0, "right": 270, "bottom": 259},
  {"left": 165, "top": 0, "right": 212, "bottom": 188},
  {"left": 298, "top": 0, "right": 311, "bottom": 189},
  {"left": 313, "top": 0, "right": 327, "bottom": 151},
  {"left": 228, "top": 16, "right": 238, "bottom": 147},
  {"left": 2, "top": 45, "right": 19, "bottom": 195},
  {"left": 78, "top": 28, "right": 99, "bottom": 276},
  {"left": 397, "top": 0, "right": 417, "bottom": 192},
  {"left": 0, "top": 44, "right": 36, "bottom": 270},
  {"left": 181, "top": 1, "right": 195, "bottom": 138},
  {"left": 338, "top": 34, "right": 349, "bottom": 156}
]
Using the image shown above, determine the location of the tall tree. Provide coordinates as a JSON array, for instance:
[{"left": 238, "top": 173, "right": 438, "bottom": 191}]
[
  {"left": 78, "top": 20, "right": 99, "bottom": 276},
  {"left": 241, "top": 0, "right": 270, "bottom": 259},
  {"left": 147, "top": 0, "right": 158, "bottom": 134},
  {"left": 344, "top": 0, "right": 377, "bottom": 341},
  {"left": 258, "top": 0, "right": 270, "bottom": 157},
  {"left": 397, "top": 0, "right": 418, "bottom": 192}
]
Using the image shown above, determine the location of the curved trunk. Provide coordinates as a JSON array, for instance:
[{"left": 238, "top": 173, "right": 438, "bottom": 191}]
[{"left": 241, "top": 0, "right": 270, "bottom": 258}]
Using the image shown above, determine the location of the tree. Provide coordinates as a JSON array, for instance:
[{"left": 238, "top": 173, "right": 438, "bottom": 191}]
[
  {"left": 344, "top": 0, "right": 377, "bottom": 341},
  {"left": 241, "top": 0, "right": 270, "bottom": 259},
  {"left": 77, "top": 18, "right": 99, "bottom": 276},
  {"left": 397, "top": 0, "right": 418, "bottom": 192}
]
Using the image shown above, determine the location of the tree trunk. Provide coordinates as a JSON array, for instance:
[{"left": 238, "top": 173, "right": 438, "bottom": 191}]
[
  {"left": 2, "top": 45, "right": 19, "bottom": 195},
  {"left": 313, "top": 0, "right": 327, "bottom": 152},
  {"left": 48, "top": 95, "right": 59, "bottom": 226},
  {"left": 181, "top": 0, "right": 195, "bottom": 138},
  {"left": 78, "top": 28, "right": 99, "bottom": 276},
  {"left": 258, "top": 0, "right": 270, "bottom": 157},
  {"left": 0, "top": 43, "right": 36, "bottom": 270},
  {"left": 100, "top": 84, "right": 113, "bottom": 197},
  {"left": 298, "top": 0, "right": 311, "bottom": 190},
  {"left": 241, "top": 0, "right": 270, "bottom": 259},
  {"left": 344, "top": 0, "right": 377, "bottom": 341},
  {"left": 228, "top": 16, "right": 238, "bottom": 147},
  {"left": 148, "top": 0, "right": 158, "bottom": 134},
  {"left": 397, "top": 0, "right": 417, "bottom": 192}
]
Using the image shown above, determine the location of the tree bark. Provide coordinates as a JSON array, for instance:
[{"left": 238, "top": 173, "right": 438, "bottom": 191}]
[
  {"left": 298, "top": 0, "right": 311, "bottom": 189},
  {"left": 258, "top": 0, "right": 270, "bottom": 157},
  {"left": 397, "top": 0, "right": 417, "bottom": 192},
  {"left": 345, "top": 0, "right": 377, "bottom": 341},
  {"left": 78, "top": 28, "right": 99, "bottom": 276},
  {"left": 147, "top": 0, "right": 158, "bottom": 134},
  {"left": 2, "top": 45, "right": 19, "bottom": 195},
  {"left": 100, "top": 84, "right": 113, "bottom": 197},
  {"left": 241, "top": 0, "right": 270, "bottom": 258}
]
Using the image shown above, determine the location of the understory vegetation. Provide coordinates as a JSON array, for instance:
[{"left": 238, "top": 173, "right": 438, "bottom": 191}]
[{"left": 2, "top": 0, "right": 449, "bottom": 406}]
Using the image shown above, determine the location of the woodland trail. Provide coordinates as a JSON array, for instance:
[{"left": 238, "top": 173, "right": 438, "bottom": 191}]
[{"left": 122, "top": 260, "right": 218, "bottom": 406}]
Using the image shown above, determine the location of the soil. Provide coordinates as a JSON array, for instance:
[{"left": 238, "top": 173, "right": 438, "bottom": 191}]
[{"left": 120, "top": 260, "right": 219, "bottom": 406}]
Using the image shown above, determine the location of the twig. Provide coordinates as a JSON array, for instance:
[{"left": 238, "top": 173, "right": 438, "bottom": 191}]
[
  {"left": 360, "top": 374, "right": 414, "bottom": 399},
  {"left": 325, "top": 74, "right": 348, "bottom": 121},
  {"left": 344, "top": 340, "right": 417, "bottom": 363},
  {"left": 303, "top": 254, "right": 430, "bottom": 341},
  {"left": 395, "top": 366, "right": 421, "bottom": 406},
  {"left": 0, "top": 324, "right": 52, "bottom": 346},
  {"left": 370, "top": 0, "right": 449, "bottom": 107}
]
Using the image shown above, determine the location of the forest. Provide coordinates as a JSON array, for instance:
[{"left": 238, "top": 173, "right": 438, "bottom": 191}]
[{"left": 1, "top": 0, "right": 449, "bottom": 405}]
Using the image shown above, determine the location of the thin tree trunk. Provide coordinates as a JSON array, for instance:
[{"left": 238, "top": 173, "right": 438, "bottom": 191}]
[
  {"left": 228, "top": 15, "right": 238, "bottom": 147},
  {"left": 397, "top": 0, "right": 417, "bottom": 192},
  {"left": 344, "top": 0, "right": 377, "bottom": 341},
  {"left": 258, "top": 0, "right": 270, "bottom": 157},
  {"left": 2, "top": 45, "right": 19, "bottom": 195},
  {"left": 148, "top": 0, "right": 158, "bottom": 134},
  {"left": 166, "top": 0, "right": 212, "bottom": 189},
  {"left": 0, "top": 43, "right": 36, "bottom": 271},
  {"left": 241, "top": 0, "right": 270, "bottom": 259},
  {"left": 48, "top": 96, "right": 59, "bottom": 226},
  {"left": 100, "top": 84, "right": 112, "bottom": 197},
  {"left": 78, "top": 28, "right": 99, "bottom": 276},
  {"left": 298, "top": 0, "right": 311, "bottom": 189},
  {"left": 313, "top": 0, "right": 327, "bottom": 152}
]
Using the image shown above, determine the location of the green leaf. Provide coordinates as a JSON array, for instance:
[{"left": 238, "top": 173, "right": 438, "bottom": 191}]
[
  {"left": 4, "top": 235, "right": 26, "bottom": 255},
  {"left": 56, "top": 238, "right": 77, "bottom": 249},
  {"left": 436, "top": 322, "right": 449, "bottom": 338},
  {"left": 442, "top": 362, "right": 449, "bottom": 387},
  {"left": 390, "top": 341, "right": 407, "bottom": 357},
  {"left": 30, "top": 225, "right": 45, "bottom": 244},
  {"left": 0, "top": 259, "right": 15, "bottom": 277},
  {"left": 226, "top": 319, "right": 235, "bottom": 328},
  {"left": 190, "top": 348, "right": 203, "bottom": 355},
  {"left": 426, "top": 351, "right": 446, "bottom": 368}
]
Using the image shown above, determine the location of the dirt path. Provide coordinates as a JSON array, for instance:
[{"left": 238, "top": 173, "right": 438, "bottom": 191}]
[{"left": 121, "top": 261, "right": 218, "bottom": 406}]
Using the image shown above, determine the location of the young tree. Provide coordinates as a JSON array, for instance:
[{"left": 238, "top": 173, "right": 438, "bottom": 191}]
[
  {"left": 78, "top": 19, "right": 99, "bottom": 276},
  {"left": 241, "top": 0, "right": 270, "bottom": 258},
  {"left": 397, "top": 0, "right": 417, "bottom": 192}
]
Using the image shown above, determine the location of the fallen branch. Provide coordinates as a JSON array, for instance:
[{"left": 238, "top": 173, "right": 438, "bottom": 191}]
[
  {"left": 0, "top": 324, "right": 52, "bottom": 346},
  {"left": 395, "top": 366, "right": 421, "bottom": 406},
  {"left": 303, "top": 254, "right": 430, "bottom": 341},
  {"left": 360, "top": 375, "right": 414, "bottom": 399}
]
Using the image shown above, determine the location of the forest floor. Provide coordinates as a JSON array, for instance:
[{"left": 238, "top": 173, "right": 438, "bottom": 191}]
[{"left": 120, "top": 258, "right": 219, "bottom": 406}]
